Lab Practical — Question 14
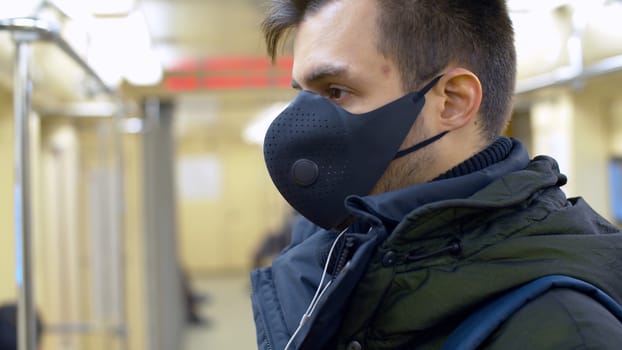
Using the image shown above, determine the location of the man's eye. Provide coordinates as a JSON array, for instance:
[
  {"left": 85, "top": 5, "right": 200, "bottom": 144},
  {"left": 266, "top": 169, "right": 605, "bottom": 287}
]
[{"left": 327, "top": 87, "right": 347, "bottom": 100}]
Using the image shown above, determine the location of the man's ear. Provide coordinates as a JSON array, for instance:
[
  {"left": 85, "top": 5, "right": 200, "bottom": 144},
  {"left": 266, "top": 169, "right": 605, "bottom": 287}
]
[{"left": 437, "top": 68, "right": 482, "bottom": 130}]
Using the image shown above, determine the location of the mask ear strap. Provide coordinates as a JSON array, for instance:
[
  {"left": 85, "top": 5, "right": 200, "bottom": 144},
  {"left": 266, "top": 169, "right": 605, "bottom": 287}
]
[
  {"left": 394, "top": 130, "right": 449, "bottom": 159},
  {"left": 393, "top": 75, "right": 447, "bottom": 159},
  {"left": 419, "top": 74, "right": 444, "bottom": 96}
]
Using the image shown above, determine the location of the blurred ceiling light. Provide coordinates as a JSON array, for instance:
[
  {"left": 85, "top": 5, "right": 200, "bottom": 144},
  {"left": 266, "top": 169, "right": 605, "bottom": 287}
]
[
  {"left": 581, "top": 0, "right": 622, "bottom": 61},
  {"left": 507, "top": 0, "right": 608, "bottom": 12},
  {"left": 87, "top": 10, "right": 162, "bottom": 86},
  {"left": 48, "top": 0, "right": 135, "bottom": 18},
  {"left": 48, "top": 0, "right": 93, "bottom": 20},
  {"left": 87, "top": 24, "right": 124, "bottom": 87},
  {"left": 244, "top": 102, "right": 289, "bottom": 146},
  {"left": 87, "top": 51, "right": 123, "bottom": 87},
  {"left": 507, "top": 0, "right": 569, "bottom": 12},
  {"left": 124, "top": 48, "right": 164, "bottom": 86},
  {"left": 91, "top": 0, "right": 136, "bottom": 16},
  {"left": 62, "top": 18, "right": 90, "bottom": 60},
  {"left": 120, "top": 11, "right": 163, "bottom": 86},
  {"left": 585, "top": 0, "right": 622, "bottom": 35},
  {"left": 513, "top": 9, "right": 565, "bottom": 75},
  {"left": 0, "top": 0, "right": 42, "bottom": 18},
  {"left": 106, "top": 11, "right": 151, "bottom": 51}
]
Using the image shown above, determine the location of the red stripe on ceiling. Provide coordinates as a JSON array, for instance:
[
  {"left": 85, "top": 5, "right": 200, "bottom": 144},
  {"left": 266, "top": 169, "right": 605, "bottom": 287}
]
[
  {"left": 275, "top": 56, "right": 294, "bottom": 70},
  {"left": 275, "top": 75, "right": 292, "bottom": 87},
  {"left": 203, "top": 76, "right": 291, "bottom": 89},
  {"left": 164, "top": 76, "right": 200, "bottom": 91},
  {"left": 203, "top": 76, "right": 255, "bottom": 89},
  {"left": 164, "top": 75, "right": 291, "bottom": 91},
  {"left": 204, "top": 57, "right": 270, "bottom": 71},
  {"left": 168, "top": 56, "right": 294, "bottom": 73},
  {"left": 164, "top": 56, "right": 294, "bottom": 91}
]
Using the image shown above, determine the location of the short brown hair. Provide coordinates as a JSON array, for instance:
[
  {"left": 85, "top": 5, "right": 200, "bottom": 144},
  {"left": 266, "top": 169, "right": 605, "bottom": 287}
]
[{"left": 261, "top": 0, "right": 516, "bottom": 142}]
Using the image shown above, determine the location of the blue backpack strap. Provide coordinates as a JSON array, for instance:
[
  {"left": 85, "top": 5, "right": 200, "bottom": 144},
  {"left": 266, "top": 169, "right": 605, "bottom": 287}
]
[{"left": 441, "top": 275, "right": 622, "bottom": 350}]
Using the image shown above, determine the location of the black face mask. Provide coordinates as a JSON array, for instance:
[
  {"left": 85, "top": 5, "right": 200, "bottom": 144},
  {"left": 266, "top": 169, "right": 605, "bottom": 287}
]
[{"left": 263, "top": 76, "right": 447, "bottom": 229}]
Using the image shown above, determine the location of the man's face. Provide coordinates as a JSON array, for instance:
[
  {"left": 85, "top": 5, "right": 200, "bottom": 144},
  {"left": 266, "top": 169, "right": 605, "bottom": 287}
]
[{"left": 292, "top": 0, "right": 438, "bottom": 193}]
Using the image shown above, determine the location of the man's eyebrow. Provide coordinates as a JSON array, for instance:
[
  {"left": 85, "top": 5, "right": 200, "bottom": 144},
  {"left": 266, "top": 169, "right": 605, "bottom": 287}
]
[{"left": 291, "top": 64, "right": 348, "bottom": 90}]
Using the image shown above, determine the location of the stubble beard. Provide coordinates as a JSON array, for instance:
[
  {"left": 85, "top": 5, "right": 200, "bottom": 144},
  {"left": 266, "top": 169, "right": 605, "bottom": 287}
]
[{"left": 369, "top": 145, "right": 435, "bottom": 195}]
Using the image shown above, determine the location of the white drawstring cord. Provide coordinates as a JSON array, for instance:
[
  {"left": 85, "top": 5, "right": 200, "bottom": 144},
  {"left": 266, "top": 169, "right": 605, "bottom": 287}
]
[{"left": 283, "top": 227, "right": 348, "bottom": 350}]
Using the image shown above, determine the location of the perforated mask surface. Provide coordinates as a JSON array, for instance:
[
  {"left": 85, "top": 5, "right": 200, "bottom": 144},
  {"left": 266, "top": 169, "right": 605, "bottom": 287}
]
[{"left": 264, "top": 105, "right": 349, "bottom": 216}]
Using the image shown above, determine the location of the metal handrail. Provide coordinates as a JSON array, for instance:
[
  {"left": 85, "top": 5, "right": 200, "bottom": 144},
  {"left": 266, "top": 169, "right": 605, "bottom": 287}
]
[
  {"left": 0, "top": 17, "right": 115, "bottom": 95},
  {"left": 516, "top": 53, "right": 622, "bottom": 94}
]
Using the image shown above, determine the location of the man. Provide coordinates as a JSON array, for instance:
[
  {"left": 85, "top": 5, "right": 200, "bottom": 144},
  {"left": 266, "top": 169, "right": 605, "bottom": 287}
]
[{"left": 250, "top": 0, "right": 622, "bottom": 349}]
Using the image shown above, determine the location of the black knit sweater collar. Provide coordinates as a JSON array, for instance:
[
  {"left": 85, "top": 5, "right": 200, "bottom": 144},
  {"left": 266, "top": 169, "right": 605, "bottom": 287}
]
[{"left": 434, "top": 137, "right": 513, "bottom": 181}]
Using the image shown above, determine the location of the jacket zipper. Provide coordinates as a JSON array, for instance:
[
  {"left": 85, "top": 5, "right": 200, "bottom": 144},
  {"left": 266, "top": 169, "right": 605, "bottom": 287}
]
[
  {"left": 332, "top": 236, "right": 356, "bottom": 279},
  {"left": 250, "top": 279, "right": 275, "bottom": 350},
  {"left": 263, "top": 335, "right": 273, "bottom": 350}
]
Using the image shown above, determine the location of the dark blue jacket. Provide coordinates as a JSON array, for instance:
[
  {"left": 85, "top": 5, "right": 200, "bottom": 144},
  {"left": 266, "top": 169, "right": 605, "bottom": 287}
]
[{"left": 250, "top": 139, "right": 622, "bottom": 349}]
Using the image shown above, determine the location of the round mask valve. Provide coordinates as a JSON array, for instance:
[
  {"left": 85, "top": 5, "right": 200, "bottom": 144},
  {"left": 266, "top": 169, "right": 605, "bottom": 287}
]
[{"left": 291, "top": 159, "right": 319, "bottom": 187}]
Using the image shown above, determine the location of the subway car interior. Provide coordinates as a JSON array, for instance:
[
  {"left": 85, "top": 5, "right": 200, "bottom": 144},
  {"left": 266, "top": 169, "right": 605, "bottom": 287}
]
[{"left": 0, "top": 0, "right": 621, "bottom": 349}]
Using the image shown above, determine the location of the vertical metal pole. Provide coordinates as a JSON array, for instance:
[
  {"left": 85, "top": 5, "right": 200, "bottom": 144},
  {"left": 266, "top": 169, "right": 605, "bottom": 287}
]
[
  {"left": 112, "top": 104, "right": 129, "bottom": 350},
  {"left": 142, "top": 98, "right": 159, "bottom": 350},
  {"left": 142, "top": 98, "right": 185, "bottom": 350},
  {"left": 13, "top": 38, "right": 37, "bottom": 350}
]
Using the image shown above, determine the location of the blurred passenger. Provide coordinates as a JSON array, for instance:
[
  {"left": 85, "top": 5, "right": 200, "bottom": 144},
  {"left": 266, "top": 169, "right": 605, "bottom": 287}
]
[
  {"left": 250, "top": 0, "right": 622, "bottom": 349},
  {"left": 0, "top": 303, "right": 43, "bottom": 350},
  {"left": 181, "top": 269, "right": 209, "bottom": 326},
  {"left": 251, "top": 210, "right": 297, "bottom": 269}
]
